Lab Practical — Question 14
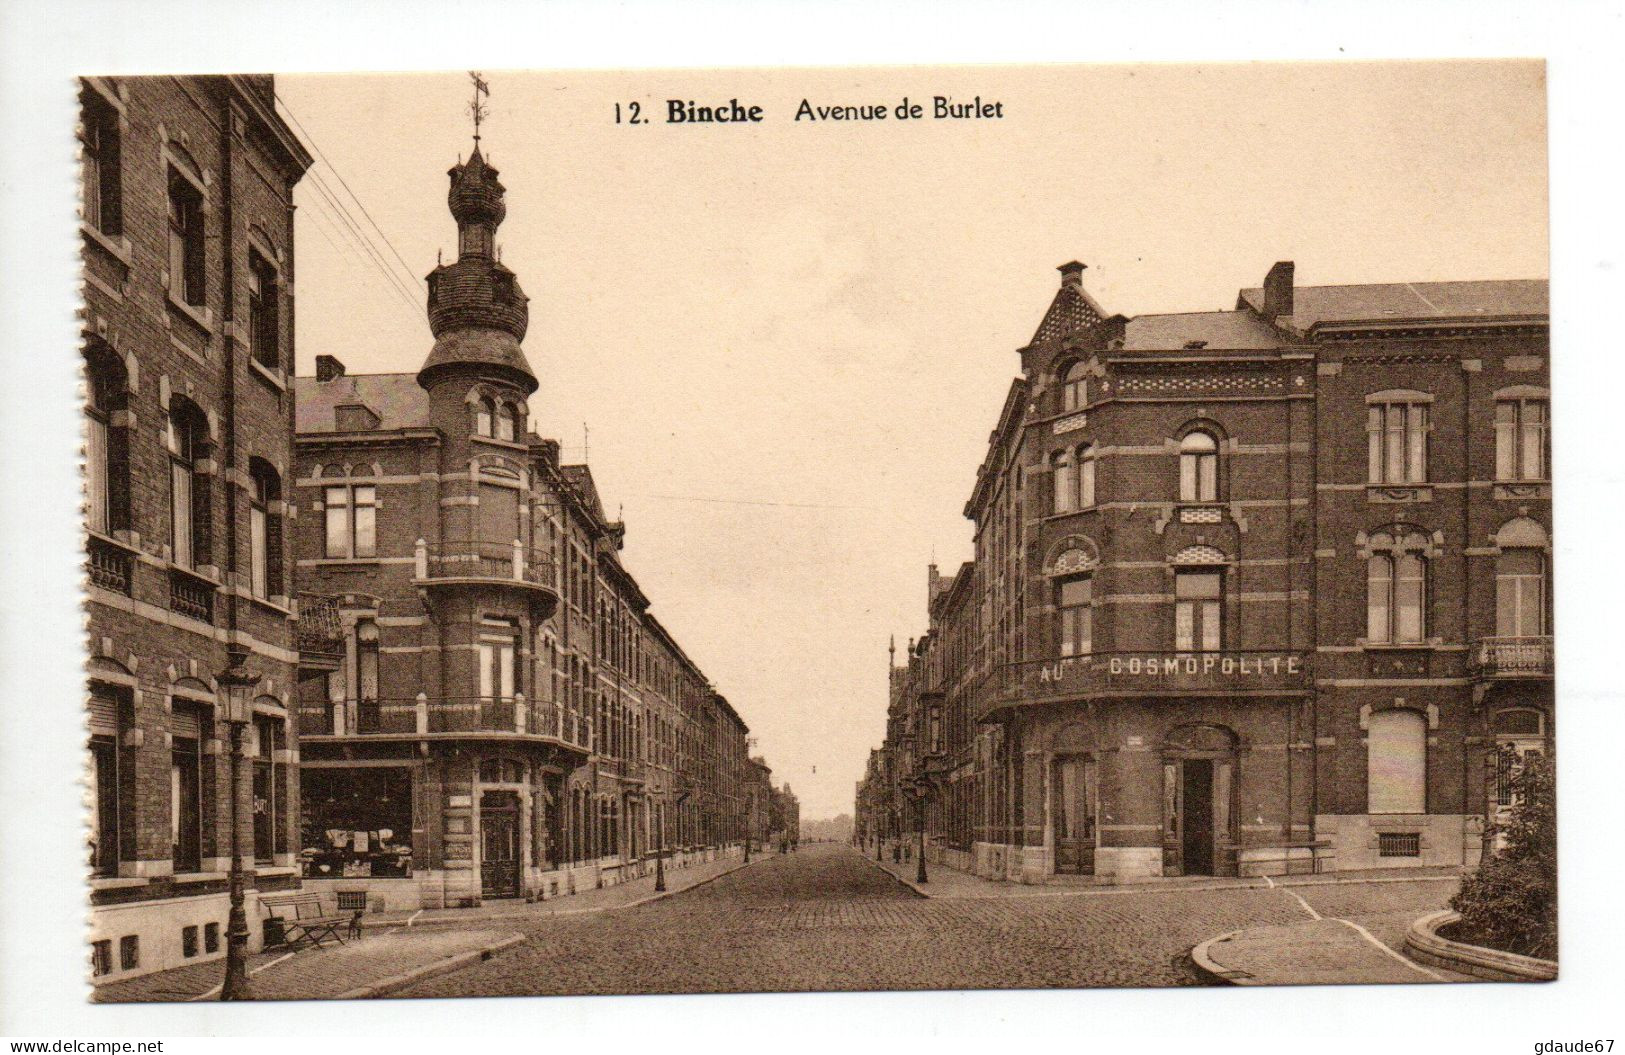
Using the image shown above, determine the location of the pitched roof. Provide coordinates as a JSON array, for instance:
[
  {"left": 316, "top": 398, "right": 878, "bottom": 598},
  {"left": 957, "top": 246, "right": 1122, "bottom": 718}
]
[
  {"left": 560, "top": 464, "right": 608, "bottom": 522},
  {"left": 1119, "top": 310, "right": 1281, "bottom": 351},
  {"left": 1031, "top": 283, "right": 1107, "bottom": 345},
  {"left": 294, "top": 372, "right": 429, "bottom": 433},
  {"left": 1238, "top": 279, "right": 1548, "bottom": 335}
]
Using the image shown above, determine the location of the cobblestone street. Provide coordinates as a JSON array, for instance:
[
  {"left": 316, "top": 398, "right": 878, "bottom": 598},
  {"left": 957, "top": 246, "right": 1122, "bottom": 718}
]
[{"left": 395, "top": 844, "right": 1460, "bottom": 997}]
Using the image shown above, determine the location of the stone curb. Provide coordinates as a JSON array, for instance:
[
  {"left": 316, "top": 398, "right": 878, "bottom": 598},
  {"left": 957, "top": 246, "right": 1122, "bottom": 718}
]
[
  {"left": 392, "top": 853, "right": 767, "bottom": 928},
  {"left": 859, "top": 856, "right": 938, "bottom": 899},
  {"left": 864, "top": 857, "right": 1459, "bottom": 902},
  {"left": 1187, "top": 929, "right": 1259, "bottom": 985},
  {"left": 335, "top": 933, "right": 527, "bottom": 999},
  {"left": 1404, "top": 909, "right": 1557, "bottom": 982}
]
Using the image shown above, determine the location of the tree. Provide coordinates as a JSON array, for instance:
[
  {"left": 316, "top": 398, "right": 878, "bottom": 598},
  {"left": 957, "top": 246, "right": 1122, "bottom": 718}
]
[{"left": 1449, "top": 750, "right": 1556, "bottom": 960}]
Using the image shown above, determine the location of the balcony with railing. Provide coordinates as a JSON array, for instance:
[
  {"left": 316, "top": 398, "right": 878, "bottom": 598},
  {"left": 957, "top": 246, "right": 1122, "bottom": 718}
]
[
  {"left": 302, "top": 695, "right": 592, "bottom": 755},
  {"left": 296, "top": 592, "right": 346, "bottom": 669},
  {"left": 168, "top": 566, "right": 216, "bottom": 623},
  {"left": 984, "top": 650, "right": 1313, "bottom": 717},
  {"left": 1475, "top": 636, "right": 1554, "bottom": 679},
  {"left": 86, "top": 534, "right": 134, "bottom": 595},
  {"left": 414, "top": 539, "right": 559, "bottom": 617}
]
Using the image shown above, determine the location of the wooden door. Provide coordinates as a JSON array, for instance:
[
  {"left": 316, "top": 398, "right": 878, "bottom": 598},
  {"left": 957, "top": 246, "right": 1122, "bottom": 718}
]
[
  {"left": 1181, "top": 759, "right": 1214, "bottom": 875},
  {"left": 480, "top": 791, "right": 522, "bottom": 898},
  {"left": 1052, "top": 758, "right": 1095, "bottom": 875}
]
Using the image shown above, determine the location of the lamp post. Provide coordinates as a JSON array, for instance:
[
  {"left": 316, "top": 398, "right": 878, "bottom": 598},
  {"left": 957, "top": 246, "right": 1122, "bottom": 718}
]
[
  {"left": 217, "top": 645, "right": 258, "bottom": 1001},
  {"left": 911, "top": 773, "right": 932, "bottom": 885}
]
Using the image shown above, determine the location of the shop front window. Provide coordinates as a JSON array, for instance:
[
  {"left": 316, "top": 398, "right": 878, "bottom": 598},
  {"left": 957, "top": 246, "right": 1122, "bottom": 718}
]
[{"left": 300, "top": 767, "right": 414, "bottom": 878}]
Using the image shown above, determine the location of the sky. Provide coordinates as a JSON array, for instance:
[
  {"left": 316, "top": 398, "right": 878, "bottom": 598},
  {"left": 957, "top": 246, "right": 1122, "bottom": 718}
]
[{"left": 278, "top": 61, "right": 1547, "bottom": 820}]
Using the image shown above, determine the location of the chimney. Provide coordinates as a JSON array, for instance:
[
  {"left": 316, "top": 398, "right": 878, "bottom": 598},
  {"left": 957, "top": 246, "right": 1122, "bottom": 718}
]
[
  {"left": 1262, "top": 261, "right": 1295, "bottom": 319},
  {"left": 315, "top": 354, "right": 346, "bottom": 382},
  {"left": 1057, "top": 260, "right": 1087, "bottom": 287}
]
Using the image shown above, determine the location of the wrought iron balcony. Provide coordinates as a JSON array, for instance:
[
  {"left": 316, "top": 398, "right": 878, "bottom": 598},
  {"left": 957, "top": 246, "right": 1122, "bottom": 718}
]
[
  {"left": 413, "top": 538, "right": 559, "bottom": 616},
  {"left": 296, "top": 592, "right": 346, "bottom": 664},
  {"left": 302, "top": 695, "right": 591, "bottom": 753},
  {"left": 1475, "top": 636, "right": 1554, "bottom": 679}
]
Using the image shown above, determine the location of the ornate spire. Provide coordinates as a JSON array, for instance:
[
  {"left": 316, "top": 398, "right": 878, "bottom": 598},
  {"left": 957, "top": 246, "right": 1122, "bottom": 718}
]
[{"left": 418, "top": 76, "right": 537, "bottom": 395}]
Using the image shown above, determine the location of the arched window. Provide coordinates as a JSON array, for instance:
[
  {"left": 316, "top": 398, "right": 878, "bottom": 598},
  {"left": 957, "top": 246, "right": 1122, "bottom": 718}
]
[
  {"left": 167, "top": 400, "right": 209, "bottom": 569},
  {"left": 475, "top": 396, "right": 494, "bottom": 437},
  {"left": 495, "top": 402, "right": 516, "bottom": 442},
  {"left": 1061, "top": 361, "right": 1089, "bottom": 412},
  {"left": 1367, "top": 709, "right": 1426, "bottom": 814},
  {"left": 248, "top": 459, "right": 282, "bottom": 600},
  {"left": 1366, "top": 531, "right": 1430, "bottom": 644},
  {"left": 1178, "top": 431, "right": 1218, "bottom": 502}
]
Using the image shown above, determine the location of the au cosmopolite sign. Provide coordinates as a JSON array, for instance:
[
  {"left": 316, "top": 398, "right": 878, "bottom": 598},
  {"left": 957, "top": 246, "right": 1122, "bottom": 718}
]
[{"left": 1018, "top": 651, "right": 1311, "bottom": 697}]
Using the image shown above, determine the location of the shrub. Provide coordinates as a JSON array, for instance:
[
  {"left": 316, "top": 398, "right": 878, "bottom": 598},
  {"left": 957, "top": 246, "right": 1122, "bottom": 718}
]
[{"left": 1448, "top": 751, "right": 1556, "bottom": 960}]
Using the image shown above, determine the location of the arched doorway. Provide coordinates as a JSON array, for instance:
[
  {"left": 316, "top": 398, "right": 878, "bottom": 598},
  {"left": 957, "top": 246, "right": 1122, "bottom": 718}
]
[{"left": 1161, "top": 724, "right": 1238, "bottom": 877}]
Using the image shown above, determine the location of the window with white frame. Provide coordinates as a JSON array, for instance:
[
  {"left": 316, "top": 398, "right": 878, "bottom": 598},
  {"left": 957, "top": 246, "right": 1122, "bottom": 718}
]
[
  {"left": 1495, "top": 395, "right": 1548, "bottom": 482},
  {"left": 1366, "top": 530, "right": 1429, "bottom": 644},
  {"left": 1178, "top": 431, "right": 1219, "bottom": 502},
  {"left": 479, "top": 619, "right": 518, "bottom": 704},
  {"left": 1174, "top": 568, "right": 1223, "bottom": 652},
  {"left": 323, "top": 483, "right": 376, "bottom": 558},
  {"left": 1496, "top": 549, "right": 1548, "bottom": 638},
  {"left": 495, "top": 402, "right": 516, "bottom": 442},
  {"left": 1052, "top": 449, "right": 1076, "bottom": 513},
  {"left": 1056, "top": 576, "right": 1092, "bottom": 657},
  {"left": 1367, "top": 395, "right": 1430, "bottom": 484}
]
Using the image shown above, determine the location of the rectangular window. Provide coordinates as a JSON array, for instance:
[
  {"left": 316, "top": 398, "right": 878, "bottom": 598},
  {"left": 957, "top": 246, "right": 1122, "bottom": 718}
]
[
  {"left": 324, "top": 485, "right": 376, "bottom": 558},
  {"left": 1496, "top": 399, "right": 1548, "bottom": 481},
  {"left": 170, "top": 456, "right": 194, "bottom": 568},
  {"left": 250, "top": 500, "right": 267, "bottom": 599},
  {"left": 1078, "top": 450, "right": 1096, "bottom": 509},
  {"left": 80, "top": 88, "right": 121, "bottom": 236},
  {"left": 1175, "top": 570, "right": 1222, "bottom": 652},
  {"left": 1394, "top": 555, "right": 1425, "bottom": 643},
  {"left": 1367, "top": 557, "right": 1393, "bottom": 644},
  {"left": 247, "top": 251, "right": 279, "bottom": 371},
  {"left": 204, "top": 923, "right": 220, "bottom": 954},
  {"left": 119, "top": 935, "right": 139, "bottom": 972},
  {"left": 182, "top": 925, "right": 198, "bottom": 958},
  {"left": 1057, "top": 576, "right": 1092, "bottom": 657},
  {"left": 1496, "top": 550, "right": 1546, "bottom": 638},
  {"left": 479, "top": 622, "right": 517, "bottom": 701},
  {"left": 1367, "top": 709, "right": 1427, "bottom": 814},
  {"left": 87, "top": 411, "right": 110, "bottom": 534},
  {"left": 1052, "top": 452, "right": 1075, "bottom": 514},
  {"left": 299, "top": 767, "right": 414, "bottom": 879},
  {"left": 91, "top": 940, "right": 112, "bottom": 977},
  {"left": 167, "top": 168, "right": 205, "bottom": 307},
  {"left": 1369, "top": 401, "right": 1429, "bottom": 484},
  {"left": 479, "top": 482, "right": 520, "bottom": 544}
]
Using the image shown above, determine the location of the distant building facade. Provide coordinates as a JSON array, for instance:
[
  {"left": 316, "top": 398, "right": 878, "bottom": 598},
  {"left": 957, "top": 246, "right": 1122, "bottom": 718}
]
[
  {"left": 859, "top": 262, "right": 1550, "bottom": 881},
  {"left": 81, "top": 75, "right": 312, "bottom": 982},
  {"left": 291, "top": 140, "right": 759, "bottom": 910}
]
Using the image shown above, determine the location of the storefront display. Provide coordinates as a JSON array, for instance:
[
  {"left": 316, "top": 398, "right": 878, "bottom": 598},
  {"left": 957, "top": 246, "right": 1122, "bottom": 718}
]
[{"left": 300, "top": 767, "right": 414, "bottom": 879}]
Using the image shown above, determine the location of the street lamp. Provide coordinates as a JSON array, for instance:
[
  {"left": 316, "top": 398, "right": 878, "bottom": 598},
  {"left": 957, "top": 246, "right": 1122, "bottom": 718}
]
[
  {"left": 911, "top": 773, "right": 933, "bottom": 885},
  {"left": 217, "top": 644, "right": 258, "bottom": 1001}
]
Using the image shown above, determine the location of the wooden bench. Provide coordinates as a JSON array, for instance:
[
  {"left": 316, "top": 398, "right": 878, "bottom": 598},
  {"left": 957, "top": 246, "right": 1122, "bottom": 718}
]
[{"left": 259, "top": 892, "right": 357, "bottom": 950}]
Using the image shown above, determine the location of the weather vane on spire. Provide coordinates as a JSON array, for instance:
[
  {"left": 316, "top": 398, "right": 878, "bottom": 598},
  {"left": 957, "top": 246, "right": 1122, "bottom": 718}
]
[{"left": 468, "top": 71, "right": 490, "bottom": 145}]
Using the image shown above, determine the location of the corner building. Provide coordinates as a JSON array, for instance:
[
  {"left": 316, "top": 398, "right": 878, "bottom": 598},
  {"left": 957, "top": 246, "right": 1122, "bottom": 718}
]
[
  {"left": 862, "top": 262, "right": 1550, "bottom": 881},
  {"left": 293, "top": 143, "right": 756, "bottom": 910},
  {"left": 81, "top": 76, "right": 313, "bottom": 982}
]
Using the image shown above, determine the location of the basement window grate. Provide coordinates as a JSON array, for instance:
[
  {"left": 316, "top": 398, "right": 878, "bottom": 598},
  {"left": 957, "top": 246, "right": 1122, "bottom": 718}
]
[
  {"left": 1378, "top": 832, "right": 1421, "bottom": 858},
  {"left": 335, "top": 891, "right": 368, "bottom": 912}
]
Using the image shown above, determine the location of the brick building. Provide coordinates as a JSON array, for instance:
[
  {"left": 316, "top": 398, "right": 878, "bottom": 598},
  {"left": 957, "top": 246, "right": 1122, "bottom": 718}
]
[
  {"left": 81, "top": 75, "right": 312, "bottom": 982},
  {"left": 859, "top": 261, "right": 1550, "bottom": 881},
  {"left": 291, "top": 139, "right": 759, "bottom": 910}
]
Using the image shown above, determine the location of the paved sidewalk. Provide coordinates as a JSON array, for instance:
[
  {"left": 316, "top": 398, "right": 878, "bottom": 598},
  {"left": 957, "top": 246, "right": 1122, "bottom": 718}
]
[
  {"left": 1193, "top": 915, "right": 1472, "bottom": 986},
  {"left": 867, "top": 849, "right": 1463, "bottom": 900},
  {"left": 369, "top": 850, "right": 763, "bottom": 928},
  {"left": 93, "top": 928, "right": 523, "bottom": 1003}
]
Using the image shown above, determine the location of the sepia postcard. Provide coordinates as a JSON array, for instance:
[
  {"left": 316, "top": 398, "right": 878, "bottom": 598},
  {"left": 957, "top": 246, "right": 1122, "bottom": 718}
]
[{"left": 64, "top": 61, "right": 1558, "bottom": 1008}]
